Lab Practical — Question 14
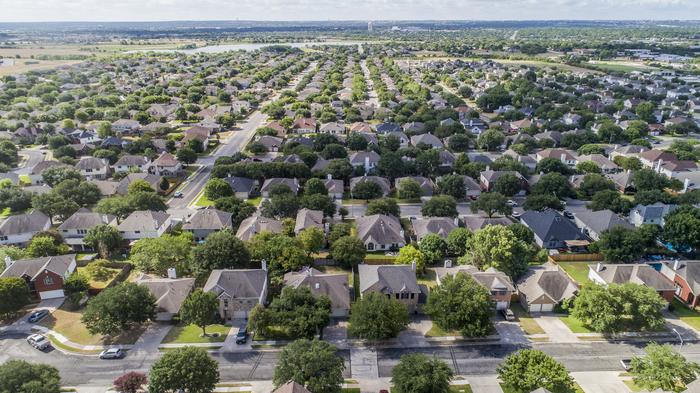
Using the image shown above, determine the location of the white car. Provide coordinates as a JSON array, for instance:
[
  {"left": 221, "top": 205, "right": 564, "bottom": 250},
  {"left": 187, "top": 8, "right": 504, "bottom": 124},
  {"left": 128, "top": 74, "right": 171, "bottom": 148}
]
[
  {"left": 99, "top": 348, "right": 125, "bottom": 359},
  {"left": 27, "top": 334, "right": 51, "bottom": 350},
  {"left": 506, "top": 200, "right": 518, "bottom": 207}
]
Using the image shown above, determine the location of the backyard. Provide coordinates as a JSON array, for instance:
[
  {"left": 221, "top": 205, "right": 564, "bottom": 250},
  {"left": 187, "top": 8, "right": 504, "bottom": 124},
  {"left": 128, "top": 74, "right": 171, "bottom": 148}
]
[{"left": 556, "top": 261, "right": 592, "bottom": 285}]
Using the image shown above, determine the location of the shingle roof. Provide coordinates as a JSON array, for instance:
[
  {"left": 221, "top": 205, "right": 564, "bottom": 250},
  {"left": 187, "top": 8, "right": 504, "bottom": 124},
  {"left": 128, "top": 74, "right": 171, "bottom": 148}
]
[
  {"left": 0, "top": 254, "right": 76, "bottom": 280},
  {"left": 516, "top": 263, "right": 578, "bottom": 304},
  {"left": 222, "top": 176, "right": 255, "bottom": 193},
  {"left": 358, "top": 264, "right": 419, "bottom": 294},
  {"left": 573, "top": 209, "right": 632, "bottom": 236},
  {"left": 412, "top": 217, "right": 458, "bottom": 240},
  {"left": 590, "top": 263, "right": 674, "bottom": 291},
  {"left": 520, "top": 210, "right": 587, "bottom": 244},
  {"left": 294, "top": 208, "right": 324, "bottom": 234},
  {"left": 0, "top": 210, "right": 50, "bottom": 236},
  {"left": 284, "top": 267, "right": 351, "bottom": 311},
  {"left": 135, "top": 274, "right": 195, "bottom": 314},
  {"left": 58, "top": 210, "right": 115, "bottom": 231},
  {"left": 272, "top": 381, "right": 312, "bottom": 393},
  {"left": 183, "top": 208, "right": 232, "bottom": 231},
  {"left": 203, "top": 269, "right": 267, "bottom": 299},
  {"left": 356, "top": 214, "right": 404, "bottom": 246},
  {"left": 117, "top": 210, "right": 170, "bottom": 232},
  {"left": 235, "top": 214, "right": 282, "bottom": 241}
]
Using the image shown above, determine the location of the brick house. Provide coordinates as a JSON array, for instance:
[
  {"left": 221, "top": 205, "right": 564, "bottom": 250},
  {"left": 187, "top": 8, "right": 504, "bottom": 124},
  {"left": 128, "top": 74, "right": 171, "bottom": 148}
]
[
  {"left": 0, "top": 254, "right": 77, "bottom": 299},
  {"left": 203, "top": 267, "right": 268, "bottom": 319},
  {"left": 660, "top": 260, "right": 700, "bottom": 308}
]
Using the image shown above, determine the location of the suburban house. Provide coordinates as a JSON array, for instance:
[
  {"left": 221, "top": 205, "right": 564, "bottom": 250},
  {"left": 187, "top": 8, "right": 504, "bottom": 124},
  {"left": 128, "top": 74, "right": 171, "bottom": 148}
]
[
  {"left": 260, "top": 178, "right": 300, "bottom": 197},
  {"left": 535, "top": 149, "right": 577, "bottom": 167},
  {"left": 203, "top": 268, "right": 268, "bottom": 319},
  {"left": 235, "top": 214, "right": 282, "bottom": 241},
  {"left": 588, "top": 263, "right": 675, "bottom": 303},
  {"left": 116, "top": 173, "right": 162, "bottom": 195},
  {"left": 349, "top": 151, "right": 381, "bottom": 172},
  {"left": 520, "top": 210, "right": 588, "bottom": 249},
  {"left": 0, "top": 210, "right": 52, "bottom": 246},
  {"left": 350, "top": 176, "right": 391, "bottom": 198},
  {"left": 112, "top": 119, "right": 141, "bottom": 134},
  {"left": 112, "top": 155, "right": 151, "bottom": 173},
  {"left": 323, "top": 177, "right": 345, "bottom": 200},
  {"left": 411, "top": 217, "right": 458, "bottom": 242},
  {"left": 516, "top": 263, "right": 579, "bottom": 313},
  {"left": 660, "top": 260, "right": 700, "bottom": 308},
  {"left": 150, "top": 152, "right": 182, "bottom": 176},
  {"left": 283, "top": 267, "right": 351, "bottom": 317},
  {"left": 576, "top": 154, "right": 619, "bottom": 174},
  {"left": 182, "top": 126, "right": 211, "bottom": 148},
  {"left": 462, "top": 216, "right": 512, "bottom": 232},
  {"left": 639, "top": 149, "right": 677, "bottom": 169},
  {"left": 358, "top": 263, "right": 421, "bottom": 313},
  {"left": 294, "top": 208, "right": 324, "bottom": 235},
  {"left": 628, "top": 203, "right": 678, "bottom": 227},
  {"left": 75, "top": 157, "right": 110, "bottom": 180},
  {"left": 434, "top": 263, "right": 515, "bottom": 310},
  {"left": 273, "top": 381, "right": 311, "bottom": 393},
  {"left": 0, "top": 254, "right": 77, "bottom": 299},
  {"left": 135, "top": 273, "right": 195, "bottom": 321},
  {"left": 58, "top": 209, "right": 116, "bottom": 250},
  {"left": 410, "top": 133, "right": 443, "bottom": 149},
  {"left": 573, "top": 209, "right": 633, "bottom": 241},
  {"left": 395, "top": 176, "right": 435, "bottom": 197},
  {"left": 292, "top": 117, "right": 317, "bottom": 133},
  {"left": 182, "top": 208, "right": 233, "bottom": 242},
  {"left": 479, "top": 170, "right": 527, "bottom": 193},
  {"left": 222, "top": 176, "right": 256, "bottom": 199},
  {"left": 117, "top": 210, "right": 171, "bottom": 241},
  {"left": 257, "top": 135, "right": 284, "bottom": 152},
  {"left": 355, "top": 214, "right": 406, "bottom": 251}
]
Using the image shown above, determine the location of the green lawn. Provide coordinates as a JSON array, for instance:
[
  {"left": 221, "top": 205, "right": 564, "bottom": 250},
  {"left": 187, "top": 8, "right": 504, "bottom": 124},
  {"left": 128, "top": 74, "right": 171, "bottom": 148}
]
[
  {"left": 246, "top": 196, "right": 262, "bottom": 206},
  {"left": 0, "top": 207, "right": 10, "bottom": 219},
  {"left": 622, "top": 380, "right": 643, "bottom": 392},
  {"left": 194, "top": 191, "right": 215, "bottom": 207},
  {"left": 161, "top": 324, "right": 229, "bottom": 344},
  {"left": 500, "top": 383, "right": 584, "bottom": 393},
  {"left": 40, "top": 305, "right": 144, "bottom": 346},
  {"left": 557, "top": 262, "right": 592, "bottom": 285},
  {"left": 449, "top": 385, "right": 473, "bottom": 393},
  {"left": 559, "top": 315, "right": 594, "bottom": 333},
  {"left": 425, "top": 323, "right": 462, "bottom": 337},
  {"left": 417, "top": 268, "right": 437, "bottom": 289},
  {"left": 671, "top": 299, "right": 700, "bottom": 330},
  {"left": 253, "top": 325, "right": 294, "bottom": 341},
  {"left": 342, "top": 388, "right": 361, "bottom": 393},
  {"left": 511, "top": 303, "right": 545, "bottom": 335}
]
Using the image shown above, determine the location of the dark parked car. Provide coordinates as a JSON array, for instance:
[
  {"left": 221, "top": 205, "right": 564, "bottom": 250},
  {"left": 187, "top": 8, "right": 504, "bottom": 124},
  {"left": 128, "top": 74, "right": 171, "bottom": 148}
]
[
  {"left": 28, "top": 310, "right": 49, "bottom": 323},
  {"left": 235, "top": 326, "right": 248, "bottom": 344}
]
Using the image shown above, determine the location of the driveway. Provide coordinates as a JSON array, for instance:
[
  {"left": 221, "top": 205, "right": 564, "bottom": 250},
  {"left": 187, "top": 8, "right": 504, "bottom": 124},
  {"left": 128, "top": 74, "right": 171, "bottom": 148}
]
[
  {"left": 572, "top": 371, "right": 630, "bottom": 393},
  {"left": 323, "top": 319, "right": 348, "bottom": 343},
  {"left": 467, "top": 375, "right": 504, "bottom": 393},
  {"left": 536, "top": 315, "right": 580, "bottom": 343},
  {"left": 3, "top": 298, "right": 65, "bottom": 333},
  {"left": 495, "top": 320, "right": 528, "bottom": 344},
  {"left": 130, "top": 323, "right": 173, "bottom": 352},
  {"left": 397, "top": 317, "right": 431, "bottom": 347}
]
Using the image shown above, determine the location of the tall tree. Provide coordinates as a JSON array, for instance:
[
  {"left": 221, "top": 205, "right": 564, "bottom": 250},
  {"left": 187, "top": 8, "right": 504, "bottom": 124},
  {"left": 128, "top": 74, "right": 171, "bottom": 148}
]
[
  {"left": 498, "top": 349, "right": 574, "bottom": 393},
  {"left": 0, "top": 278, "right": 30, "bottom": 318},
  {"left": 148, "top": 347, "right": 219, "bottom": 393},
  {"left": 191, "top": 229, "right": 250, "bottom": 276},
  {"left": 470, "top": 192, "right": 511, "bottom": 218},
  {"left": 84, "top": 224, "right": 122, "bottom": 259},
  {"left": 273, "top": 339, "right": 345, "bottom": 393},
  {"left": 424, "top": 273, "right": 493, "bottom": 337},
  {"left": 463, "top": 225, "right": 530, "bottom": 279},
  {"left": 392, "top": 354, "right": 453, "bottom": 393},
  {"left": 180, "top": 289, "right": 219, "bottom": 336},
  {"left": 330, "top": 236, "right": 366, "bottom": 268},
  {"left": 348, "top": 292, "right": 409, "bottom": 340},
  {"left": 81, "top": 282, "right": 157, "bottom": 336},
  {"left": 630, "top": 343, "right": 700, "bottom": 393},
  {"left": 0, "top": 360, "right": 61, "bottom": 393},
  {"left": 113, "top": 372, "right": 148, "bottom": 393}
]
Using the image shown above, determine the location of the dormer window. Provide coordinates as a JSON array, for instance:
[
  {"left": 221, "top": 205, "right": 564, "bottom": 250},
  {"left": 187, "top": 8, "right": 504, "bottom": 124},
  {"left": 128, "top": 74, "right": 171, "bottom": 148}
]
[{"left": 43, "top": 276, "right": 54, "bottom": 286}]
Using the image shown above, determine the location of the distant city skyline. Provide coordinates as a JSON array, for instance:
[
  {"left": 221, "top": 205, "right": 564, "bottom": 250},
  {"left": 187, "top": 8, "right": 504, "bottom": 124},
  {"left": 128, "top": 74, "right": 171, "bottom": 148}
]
[{"left": 1, "top": 0, "right": 699, "bottom": 23}]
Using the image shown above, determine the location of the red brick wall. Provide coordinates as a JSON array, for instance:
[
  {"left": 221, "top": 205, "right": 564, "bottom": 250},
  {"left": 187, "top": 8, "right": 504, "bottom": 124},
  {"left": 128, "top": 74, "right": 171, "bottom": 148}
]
[
  {"left": 673, "top": 276, "right": 694, "bottom": 305},
  {"left": 33, "top": 270, "right": 64, "bottom": 293},
  {"left": 660, "top": 289, "right": 676, "bottom": 303}
]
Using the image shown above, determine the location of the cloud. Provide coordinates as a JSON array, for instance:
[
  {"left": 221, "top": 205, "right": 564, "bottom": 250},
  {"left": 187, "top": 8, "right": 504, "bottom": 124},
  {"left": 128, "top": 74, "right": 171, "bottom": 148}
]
[{"left": 0, "top": 0, "right": 697, "bottom": 21}]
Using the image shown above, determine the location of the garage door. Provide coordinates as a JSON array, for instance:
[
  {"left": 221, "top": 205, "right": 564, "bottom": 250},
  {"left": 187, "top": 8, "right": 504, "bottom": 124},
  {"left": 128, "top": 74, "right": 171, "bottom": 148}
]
[
  {"left": 529, "top": 304, "right": 541, "bottom": 313},
  {"left": 540, "top": 304, "right": 554, "bottom": 312},
  {"left": 233, "top": 310, "right": 247, "bottom": 319},
  {"left": 496, "top": 301, "right": 509, "bottom": 311},
  {"left": 39, "top": 290, "right": 65, "bottom": 300}
]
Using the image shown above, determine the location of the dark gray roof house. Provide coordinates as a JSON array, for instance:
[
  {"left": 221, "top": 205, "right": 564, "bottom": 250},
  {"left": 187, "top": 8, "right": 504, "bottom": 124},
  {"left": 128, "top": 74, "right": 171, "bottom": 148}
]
[
  {"left": 284, "top": 267, "right": 351, "bottom": 317},
  {"left": 260, "top": 178, "right": 300, "bottom": 197},
  {"left": 358, "top": 264, "right": 420, "bottom": 312},
  {"left": 412, "top": 217, "right": 458, "bottom": 241},
  {"left": 183, "top": 208, "right": 233, "bottom": 242},
  {"left": 516, "top": 262, "right": 578, "bottom": 313},
  {"left": 350, "top": 176, "right": 391, "bottom": 197},
  {"left": 355, "top": 214, "right": 405, "bottom": 251},
  {"left": 395, "top": 176, "right": 435, "bottom": 197},
  {"left": 0, "top": 210, "right": 51, "bottom": 246},
  {"left": 294, "top": 208, "right": 324, "bottom": 234},
  {"left": 573, "top": 209, "right": 633, "bottom": 241},
  {"left": 135, "top": 274, "right": 195, "bottom": 321},
  {"left": 222, "top": 176, "right": 255, "bottom": 198},
  {"left": 520, "top": 210, "right": 588, "bottom": 249}
]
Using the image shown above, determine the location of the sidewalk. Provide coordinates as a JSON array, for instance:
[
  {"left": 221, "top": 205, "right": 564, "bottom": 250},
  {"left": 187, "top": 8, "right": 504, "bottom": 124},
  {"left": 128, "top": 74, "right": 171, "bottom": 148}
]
[{"left": 32, "top": 325, "right": 132, "bottom": 353}]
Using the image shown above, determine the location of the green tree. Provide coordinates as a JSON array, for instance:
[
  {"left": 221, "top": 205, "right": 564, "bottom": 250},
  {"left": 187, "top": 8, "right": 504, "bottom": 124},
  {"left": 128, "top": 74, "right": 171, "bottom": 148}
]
[
  {"left": 248, "top": 232, "right": 311, "bottom": 275},
  {"left": 0, "top": 277, "right": 30, "bottom": 318},
  {"left": 32, "top": 192, "right": 79, "bottom": 224},
  {"left": 300, "top": 194, "right": 336, "bottom": 218},
  {"left": 425, "top": 272, "right": 493, "bottom": 337},
  {"left": 446, "top": 228, "right": 471, "bottom": 256},
  {"left": 63, "top": 272, "right": 89, "bottom": 304},
  {"left": 632, "top": 168, "right": 671, "bottom": 191},
  {"left": 180, "top": 289, "right": 219, "bottom": 336},
  {"left": 588, "top": 190, "right": 632, "bottom": 214},
  {"left": 395, "top": 244, "right": 426, "bottom": 272},
  {"left": 419, "top": 234, "right": 448, "bottom": 265},
  {"left": 27, "top": 235, "right": 68, "bottom": 257},
  {"left": 366, "top": 198, "right": 400, "bottom": 217},
  {"left": 330, "top": 236, "right": 366, "bottom": 268},
  {"left": 82, "top": 282, "right": 157, "bottom": 336},
  {"left": 397, "top": 178, "right": 423, "bottom": 200},
  {"left": 214, "top": 197, "right": 256, "bottom": 229},
  {"left": 127, "top": 179, "right": 155, "bottom": 194},
  {"left": 131, "top": 233, "right": 193, "bottom": 276},
  {"left": 421, "top": 195, "right": 458, "bottom": 217},
  {"left": 571, "top": 283, "right": 666, "bottom": 333},
  {"left": 148, "top": 346, "right": 219, "bottom": 393},
  {"left": 578, "top": 173, "right": 615, "bottom": 199},
  {"left": 304, "top": 178, "right": 328, "bottom": 196},
  {"left": 260, "top": 193, "right": 299, "bottom": 219},
  {"left": 477, "top": 128, "right": 505, "bottom": 151},
  {"left": 536, "top": 157, "right": 573, "bottom": 175},
  {"left": 352, "top": 181, "right": 383, "bottom": 200},
  {"left": 470, "top": 192, "right": 512, "bottom": 218},
  {"left": 348, "top": 292, "right": 409, "bottom": 340},
  {"left": 204, "top": 178, "right": 233, "bottom": 201},
  {"left": 191, "top": 229, "right": 249, "bottom": 275},
  {"left": 576, "top": 161, "right": 602, "bottom": 174},
  {"left": 176, "top": 146, "right": 197, "bottom": 165},
  {"left": 0, "top": 360, "right": 61, "bottom": 393},
  {"left": 493, "top": 173, "right": 522, "bottom": 197},
  {"left": 523, "top": 194, "right": 564, "bottom": 211},
  {"left": 273, "top": 339, "right": 344, "bottom": 393},
  {"left": 41, "top": 166, "right": 81, "bottom": 187},
  {"left": 630, "top": 343, "right": 700, "bottom": 393},
  {"left": 497, "top": 349, "right": 574, "bottom": 393},
  {"left": 463, "top": 225, "right": 530, "bottom": 279},
  {"left": 253, "top": 286, "right": 331, "bottom": 339},
  {"left": 84, "top": 224, "right": 122, "bottom": 259},
  {"left": 531, "top": 172, "right": 573, "bottom": 198},
  {"left": 597, "top": 226, "right": 646, "bottom": 263},
  {"left": 392, "top": 354, "right": 453, "bottom": 393},
  {"left": 437, "top": 174, "right": 466, "bottom": 199},
  {"left": 663, "top": 206, "right": 700, "bottom": 252},
  {"left": 298, "top": 227, "right": 325, "bottom": 256}
]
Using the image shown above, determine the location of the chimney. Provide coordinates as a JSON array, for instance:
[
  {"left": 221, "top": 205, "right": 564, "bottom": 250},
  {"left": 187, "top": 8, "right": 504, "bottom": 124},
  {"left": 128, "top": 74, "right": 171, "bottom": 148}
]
[
  {"left": 454, "top": 217, "right": 460, "bottom": 226},
  {"left": 683, "top": 178, "right": 690, "bottom": 193},
  {"left": 560, "top": 153, "right": 567, "bottom": 163},
  {"left": 4, "top": 256, "right": 13, "bottom": 269},
  {"left": 444, "top": 259, "right": 452, "bottom": 268},
  {"left": 261, "top": 259, "right": 268, "bottom": 272},
  {"left": 411, "top": 260, "right": 417, "bottom": 272},
  {"left": 308, "top": 267, "right": 314, "bottom": 277},
  {"left": 596, "top": 262, "right": 603, "bottom": 272},
  {"left": 167, "top": 268, "right": 177, "bottom": 279},
  {"left": 326, "top": 173, "right": 332, "bottom": 180},
  {"left": 364, "top": 155, "right": 370, "bottom": 173},
  {"left": 674, "top": 259, "right": 681, "bottom": 270},
  {"left": 400, "top": 229, "right": 405, "bottom": 238},
  {"left": 315, "top": 282, "right": 320, "bottom": 290}
]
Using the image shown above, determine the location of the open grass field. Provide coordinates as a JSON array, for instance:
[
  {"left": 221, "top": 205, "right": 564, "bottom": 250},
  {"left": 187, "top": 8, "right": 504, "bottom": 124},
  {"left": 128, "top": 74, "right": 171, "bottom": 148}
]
[
  {"left": 162, "top": 323, "right": 229, "bottom": 344},
  {"left": 586, "top": 60, "right": 656, "bottom": 73},
  {"left": 0, "top": 60, "right": 82, "bottom": 76}
]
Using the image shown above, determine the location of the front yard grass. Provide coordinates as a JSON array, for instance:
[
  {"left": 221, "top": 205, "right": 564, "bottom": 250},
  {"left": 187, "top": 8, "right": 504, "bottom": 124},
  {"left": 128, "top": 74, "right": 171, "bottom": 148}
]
[
  {"left": 622, "top": 380, "right": 643, "bottom": 392},
  {"left": 253, "top": 325, "right": 294, "bottom": 341},
  {"left": 417, "top": 268, "right": 437, "bottom": 289},
  {"left": 511, "top": 303, "right": 545, "bottom": 335},
  {"left": 161, "top": 323, "right": 229, "bottom": 344},
  {"left": 449, "top": 385, "right": 473, "bottom": 393},
  {"left": 246, "top": 196, "right": 262, "bottom": 206},
  {"left": 425, "top": 323, "right": 462, "bottom": 337},
  {"left": 671, "top": 299, "right": 700, "bottom": 331},
  {"left": 40, "top": 305, "right": 145, "bottom": 346},
  {"left": 558, "top": 315, "right": 595, "bottom": 334},
  {"left": 194, "top": 191, "right": 215, "bottom": 207},
  {"left": 556, "top": 262, "right": 592, "bottom": 285}
]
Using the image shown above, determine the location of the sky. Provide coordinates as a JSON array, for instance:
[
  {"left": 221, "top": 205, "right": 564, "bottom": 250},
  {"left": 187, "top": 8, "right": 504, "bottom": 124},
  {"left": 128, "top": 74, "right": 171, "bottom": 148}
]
[{"left": 0, "top": 0, "right": 698, "bottom": 22}]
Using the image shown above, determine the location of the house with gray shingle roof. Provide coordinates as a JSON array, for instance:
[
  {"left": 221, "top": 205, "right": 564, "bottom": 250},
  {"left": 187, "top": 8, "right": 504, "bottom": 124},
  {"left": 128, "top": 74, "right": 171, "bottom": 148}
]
[
  {"left": 235, "top": 214, "right": 283, "bottom": 241},
  {"left": 573, "top": 209, "right": 633, "bottom": 241},
  {"left": 182, "top": 208, "right": 232, "bottom": 242},
  {"left": 284, "top": 267, "right": 351, "bottom": 317},
  {"left": 0, "top": 254, "right": 77, "bottom": 299},
  {"left": 520, "top": 210, "right": 588, "bottom": 249},
  {"left": 58, "top": 209, "right": 116, "bottom": 250},
  {"left": 260, "top": 178, "right": 300, "bottom": 197},
  {"left": 75, "top": 156, "right": 110, "bottom": 180},
  {"left": 0, "top": 210, "right": 51, "bottom": 246},
  {"left": 117, "top": 210, "right": 171, "bottom": 241},
  {"left": 355, "top": 214, "right": 405, "bottom": 251},
  {"left": 203, "top": 268, "right": 268, "bottom": 319},
  {"left": 350, "top": 176, "right": 391, "bottom": 198},
  {"left": 112, "top": 155, "right": 151, "bottom": 173},
  {"left": 410, "top": 133, "right": 443, "bottom": 149},
  {"left": 660, "top": 260, "right": 700, "bottom": 308},
  {"left": 412, "top": 217, "right": 458, "bottom": 242},
  {"left": 358, "top": 263, "right": 420, "bottom": 313},
  {"left": 434, "top": 263, "right": 515, "bottom": 310},
  {"left": 588, "top": 263, "right": 675, "bottom": 303},
  {"left": 395, "top": 176, "right": 435, "bottom": 197},
  {"left": 629, "top": 203, "right": 678, "bottom": 227},
  {"left": 222, "top": 176, "right": 256, "bottom": 199},
  {"left": 294, "top": 208, "right": 324, "bottom": 235},
  {"left": 135, "top": 273, "right": 195, "bottom": 321},
  {"left": 516, "top": 262, "right": 578, "bottom": 312}
]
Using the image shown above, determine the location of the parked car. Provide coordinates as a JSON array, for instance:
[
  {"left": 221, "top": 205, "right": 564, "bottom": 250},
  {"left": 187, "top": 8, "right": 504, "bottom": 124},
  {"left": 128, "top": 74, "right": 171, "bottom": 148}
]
[
  {"left": 235, "top": 326, "right": 248, "bottom": 344},
  {"left": 28, "top": 309, "right": 49, "bottom": 323},
  {"left": 506, "top": 200, "right": 518, "bottom": 207},
  {"left": 26, "top": 334, "right": 51, "bottom": 350},
  {"left": 99, "top": 348, "right": 125, "bottom": 359},
  {"left": 501, "top": 309, "right": 515, "bottom": 321},
  {"left": 173, "top": 191, "right": 183, "bottom": 198},
  {"left": 563, "top": 210, "right": 574, "bottom": 219},
  {"left": 620, "top": 358, "right": 632, "bottom": 370}
]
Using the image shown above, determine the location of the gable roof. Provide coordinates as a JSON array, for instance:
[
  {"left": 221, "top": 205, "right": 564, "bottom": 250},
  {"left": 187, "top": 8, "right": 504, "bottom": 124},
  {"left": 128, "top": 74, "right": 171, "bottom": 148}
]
[
  {"left": 272, "top": 381, "right": 312, "bottom": 393},
  {"left": 412, "top": 217, "right": 458, "bottom": 240},
  {"left": 516, "top": 263, "right": 579, "bottom": 304},
  {"left": 58, "top": 210, "right": 116, "bottom": 231},
  {"left": 358, "top": 264, "right": 419, "bottom": 294},
  {"left": 284, "top": 267, "right": 351, "bottom": 311},
  {"left": 294, "top": 208, "right": 324, "bottom": 234},
  {"left": 236, "top": 214, "right": 283, "bottom": 241},
  {"left": 203, "top": 269, "right": 267, "bottom": 299},
  {"left": 117, "top": 210, "right": 170, "bottom": 232},
  {"left": 0, "top": 254, "right": 76, "bottom": 280},
  {"left": 590, "top": 264, "right": 674, "bottom": 291},
  {"left": 182, "top": 208, "right": 232, "bottom": 231},
  {"left": 356, "top": 214, "right": 404, "bottom": 245},
  {"left": 135, "top": 274, "right": 195, "bottom": 314},
  {"left": 664, "top": 260, "right": 700, "bottom": 296},
  {"left": 573, "top": 209, "right": 633, "bottom": 236},
  {"left": 0, "top": 210, "right": 50, "bottom": 236},
  {"left": 520, "top": 210, "right": 587, "bottom": 244}
]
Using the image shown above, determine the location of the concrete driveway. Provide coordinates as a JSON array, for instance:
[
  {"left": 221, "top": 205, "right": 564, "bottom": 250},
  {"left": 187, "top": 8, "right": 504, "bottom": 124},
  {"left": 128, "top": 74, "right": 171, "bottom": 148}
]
[
  {"left": 131, "top": 323, "right": 173, "bottom": 352},
  {"left": 536, "top": 315, "right": 580, "bottom": 343},
  {"left": 467, "top": 375, "right": 504, "bottom": 393},
  {"left": 495, "top": 320, "right": 528, "bottom": 344},
  {"left": 572, "top": 371, "right": 630, "bottom": 393},
  {"left": 3, "top": 298, "right": 65, "bottom": 333}
]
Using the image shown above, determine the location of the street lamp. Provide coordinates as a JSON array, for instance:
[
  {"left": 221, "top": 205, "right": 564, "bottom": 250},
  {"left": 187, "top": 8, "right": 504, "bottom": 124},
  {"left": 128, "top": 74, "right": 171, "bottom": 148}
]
[{"left": 672, "top": 328, "right": 684, "bottom": 347}]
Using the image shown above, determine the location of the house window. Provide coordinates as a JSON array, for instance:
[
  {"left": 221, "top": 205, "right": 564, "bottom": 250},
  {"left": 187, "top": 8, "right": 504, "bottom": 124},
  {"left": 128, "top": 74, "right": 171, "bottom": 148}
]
[
  {"left": 77, "top": 229, "right": 87, "bottom": 235},
  {"left": 223, "top": 299, "right": 229, "bottom": 309},
  {"left": 135, "top": 231, "right": 140, "bottom": 234},
  {"left": 367, "top": 243, "right": 374, "bottom": 251},
  {"left": 410, "top": 293, "right": 415, "bottom": 299},
  {"left": 43, "top": 276, "right": 54, "bottom": 286},
  {"left": 395, "top": 293, "right": 400, "bottom": 299},
  {"left": 0, "top": 236, "right": 7, "bottom": 241},
  {"left": 86, "top": 169, "right": 93, "bottom": 173},
  {"left": 401, "top": 293, "right": 409, "bottom": 299}
]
